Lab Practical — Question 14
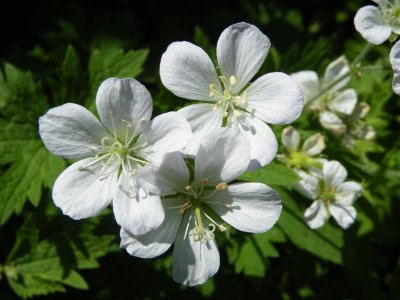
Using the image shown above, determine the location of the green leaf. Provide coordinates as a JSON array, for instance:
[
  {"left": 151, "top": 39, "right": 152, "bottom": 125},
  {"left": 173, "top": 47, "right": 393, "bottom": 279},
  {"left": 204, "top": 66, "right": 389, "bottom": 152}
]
[
  {"left": 239, "top": 161, "right": 300, "bottom": 186},
  {"left": 87, "top": 47, "right": 148, "bottom": 105},
  {"left": 50, "top": 45, "right": 86, "bottom": 106},
  {"left": 277, "top": 188, "right": 344, "bottom": 264},
  {"left": 0, "top": 121, "right": 65, "bottom": 224},
  {"left": 0, "top": 63, "right": 48, "bottom": 124},
  {"left": 227, "top": 227, "right": 286, "bottom": 277},
  {"left": 5, "top": 216, "right": 114, "bottom": 298}
]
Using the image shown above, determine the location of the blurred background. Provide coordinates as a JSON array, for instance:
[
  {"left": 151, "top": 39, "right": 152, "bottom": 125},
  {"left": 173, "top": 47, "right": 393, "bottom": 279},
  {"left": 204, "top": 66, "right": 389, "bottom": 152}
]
[{"left": 1, "top": 0, "right": 400, "bottom": 299}]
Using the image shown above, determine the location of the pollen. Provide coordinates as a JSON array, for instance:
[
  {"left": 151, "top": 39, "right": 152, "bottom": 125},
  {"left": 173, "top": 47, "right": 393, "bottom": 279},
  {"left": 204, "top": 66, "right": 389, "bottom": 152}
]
[
  {"left": 215, "top": 182, "right": 227, "bottom": 191},
  {"left": 229, "top": 75, "right": 237, "bottom": 86}
]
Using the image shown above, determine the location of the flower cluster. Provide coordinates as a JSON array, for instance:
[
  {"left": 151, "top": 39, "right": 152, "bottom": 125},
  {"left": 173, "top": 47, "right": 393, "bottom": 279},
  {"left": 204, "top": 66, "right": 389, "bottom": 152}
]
[
  {"left": 39, "top": 23, "right": 303, "bottom": 285},
  {"left": 354, "top": 0, "right": 400, "bottom": 95},
  {"left": 291, "top": 56, "right": 376, "bottom": 147}
]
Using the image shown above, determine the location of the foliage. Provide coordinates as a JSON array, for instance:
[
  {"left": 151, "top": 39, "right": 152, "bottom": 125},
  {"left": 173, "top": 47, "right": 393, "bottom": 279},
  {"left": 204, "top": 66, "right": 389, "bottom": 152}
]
[{"left": 1, "top": 0, "right": 400, "bottom": 299}]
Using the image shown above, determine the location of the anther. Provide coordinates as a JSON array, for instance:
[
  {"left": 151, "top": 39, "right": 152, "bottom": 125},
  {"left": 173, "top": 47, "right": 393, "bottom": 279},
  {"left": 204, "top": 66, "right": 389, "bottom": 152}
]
[
  {"left": 233, "top": 110, "right": 242, "bottom": 118},
  {"left": 229, "top": 75, "right": 237, "bottom": 86},
  {"left": 215, "top": 182, "right": 227, "bottom": 191},
  {"left": 179, "top": 201, "right": 191, "bottom": 215},
  {"left": 219, "top": 225, "right": 227, "bottom": 232},
  {"left": 223, "top": 90, "right": 232, "bottom": 100},
  {"left": 200, "top": 179, "right": 209, "bottom": 184},
  {"left": 185, "top": 185, "right": 193, "bottom": 192}
]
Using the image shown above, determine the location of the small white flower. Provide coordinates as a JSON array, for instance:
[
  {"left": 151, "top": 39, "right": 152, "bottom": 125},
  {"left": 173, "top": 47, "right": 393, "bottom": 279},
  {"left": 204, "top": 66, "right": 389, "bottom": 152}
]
[
  {"left": 354, "top": 0, "right": 400, "bottom": 45},
  {"left": 121, "top": 128, "right": 282, "bottom": 286},
  {"left": 278, "top": 126, "right": 325, "bottom": 169},
  {"left": 291, "top": 56, "right": 357, "bottom": 117},
  {"left": 390, "top": 40, "right": 400, "bottom": 95},
  {"left": 342, "top": 102, "right": 376, "bottom": 147},
  {"left": 296, "top": 161, "right": 362, "bottom": 230},
  {"left": 39, "top": 78, "right": 192, "bottom": 235},
  {"left": 160, "top": 22, "right": 303, "bottom": 170}
]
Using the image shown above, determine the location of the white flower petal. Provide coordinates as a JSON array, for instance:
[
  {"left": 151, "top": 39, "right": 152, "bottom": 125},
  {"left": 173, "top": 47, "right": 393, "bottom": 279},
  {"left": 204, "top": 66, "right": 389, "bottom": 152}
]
[
  {"left": 245, "top": 72, "right": 304, "bottom": 124},
  {"left": 328, "top": 89, "right": 357, "bottom": 115},
  {"left": 329, "top": 204, "right": 356, "bottom": 229},
  {"left": 290, "top": 71, "right": 320, "bottom": 104},
  {"left": 204, "top": 182, "right": 282, "bottom": 233},
  {"left": 323, "top": 56, "right": 351, "bottom": 90},
  {"left": 354, "top": 6, "right": 392, "bottom": 45},
  {"left": 301, "top": 133, "right": 325, "bottom": 156},
  {"left": 216, "top": 22, "right": 271, "bottom": 93},
  {"left": 335, "top": 181, "right": 362, "bottom": 206},
  {"left": 304, "top": 200, "right": 328, "bottom": 229},
  {"left": 295, "top": 170, "right": 320, "bottom": 200},
  {"left": 390, "top": 40, "right": 400, "bottom": 71},
  {"left": 281, "top": 126, "right": 300, "bottom": 153},
  {"left": 323, "top": 160, "right": 347, "bottom": 188},
  {"left": 52, "top": 158, "right": 118, "bottom": 219},
  {"left": 195, "top": 128, "right": 250, "bottom": 185},
  {"left": 319, "top": 111, "right": 347, "bottom": 134},
  {"left": 393, "top": 72, "right": 400, "bottom": 95},
  {"left": 178, "top": 103, "right": 223, "bottom": 157},
  {"left": 96, "top": 78, "right": 153, "bottom": 139},
  {"left": 172, "top": 212, "right": 220, "bottom": 286},
  {"left": 138, "top": 152, "right": 189, "bottom": 196},
  {"left": 120, "top": 197, "right": 184, "bottom": 258},
  {"left": 136, "top": 112, "right": 193, "bottom": 163},
  {"left": 113, "top": 173, "right": 164, "bottom": 235},
  {"left": 160, "top": 42, "right": 221, "bottom": 101},
  {"left": 228, "top": 113, "right": 277, "bottom": 171},
  {"left": 39, "top": 103, "right": 110, "bottom": 159}
]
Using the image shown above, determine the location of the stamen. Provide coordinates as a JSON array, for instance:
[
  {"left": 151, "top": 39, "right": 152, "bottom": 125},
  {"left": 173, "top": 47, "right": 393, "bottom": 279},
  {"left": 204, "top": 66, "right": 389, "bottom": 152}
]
[
  {"left": 233, "top": 110, "right": 242, "bottom": 118},
  {"left": 223, "top": 90, "right": 232, "bottom": 100},
  {"left": 215, "top": 182, "right": 227, "bottom": 191},
  {"left": 179, "top": 201, "right": 191, "bottom": 215},
  {"left": 229, "top": 75, "right": 237, "bottom": 86}
]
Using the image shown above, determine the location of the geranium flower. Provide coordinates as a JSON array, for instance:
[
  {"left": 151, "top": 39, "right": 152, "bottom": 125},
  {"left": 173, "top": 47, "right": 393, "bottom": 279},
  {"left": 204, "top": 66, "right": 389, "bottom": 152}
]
[
  {"left": 354, "top": 0, "right": 400, "bottom": 45},
  {"left": 390, "top": 39, "right": 400, "bottom": 95},
  {"left": 39, "top": 78, "right": 192, "bottom": 235},
  {"left": 160, "top": 22, "right": 303, "bottom": 170},
  {"left": 296, "top": 161, "right": 362, "bottom": 230},
  {"left": 278, "top": 126, "right": 325, "bottom": 169},
  {"left": 291, "top": 56, "right": 357, "bottom": 125},
  {"left": 121, "top": 128, "right": 282, "bottom": 286}
]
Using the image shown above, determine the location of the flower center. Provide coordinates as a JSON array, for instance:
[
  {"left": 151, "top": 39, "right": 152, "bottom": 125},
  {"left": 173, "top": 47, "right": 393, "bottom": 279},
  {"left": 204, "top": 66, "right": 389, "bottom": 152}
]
[
  {"left": 178, "top": 180, "right": 228, "bottom": 243},
  {"left": 209, "top": 75, "right": 248, "bottom": 119},
  {"left": 80, "top": 111, "right": 147, "bottom": 179},
  {"left": 321, "top": 186, "right": 336, "bottom": 205},
  {"left": 381, "top": 3, "right": 400, "bottom": 26}
]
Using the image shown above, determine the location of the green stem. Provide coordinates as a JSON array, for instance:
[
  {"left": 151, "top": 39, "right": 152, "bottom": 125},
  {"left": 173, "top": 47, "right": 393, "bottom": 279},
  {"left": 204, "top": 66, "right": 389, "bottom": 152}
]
[
  {"left": 351, "top": 43, "right": 374, "bottom": 68},
  {"left": 307, "top": 43, "right": 374, "bottom": 104}
]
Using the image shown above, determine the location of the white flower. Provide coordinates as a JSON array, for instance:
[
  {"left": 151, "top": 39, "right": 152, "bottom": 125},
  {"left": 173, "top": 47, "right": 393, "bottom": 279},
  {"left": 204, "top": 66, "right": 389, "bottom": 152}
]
[
  {"left": 39, "top": 78, "right": 192, "bottom": 235},
  {"left": 354, "top": 0, "right": 400, "bottom": 45},
  {"left": 291, "top": 56, "right": 357, "bottom": 118},
  {"left": 342, "top": 102, "right": 376, "bottom": 147},
  {"left": 278, "top": 126, "right": 325, "bottom": 169},
  {"left": 160, "top": 22, "right": 303, "bottom": 170},
  {"left": 121, "top": 128, "right": 282, "bottom": 286},
  {"left": 296, "top": 161, "right": 362, "bottom": 230},
  {"left": 390, "top": 40, "right": 400, "bottom": 95}
]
